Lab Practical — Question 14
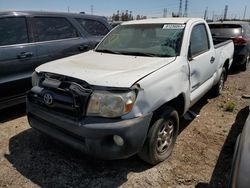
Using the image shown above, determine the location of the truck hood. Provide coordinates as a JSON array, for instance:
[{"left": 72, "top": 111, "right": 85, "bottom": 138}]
[{"left": 36, "top": 50, "right": 176, "bottom": 88}]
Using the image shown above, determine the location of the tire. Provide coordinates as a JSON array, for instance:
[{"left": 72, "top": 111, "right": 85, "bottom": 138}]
[
  {"left": 138, "top": 107, "right": 179, "bottom": 165},
  {"left": 229, "top": 134, "right": 241, "bottom": 188},
  {"left": 240, "top": 54, "right": 249, "bottom": 71},
  {"left": 212, "top": 67, "right": 226, "bottom": 97},
  {"left": 240, "top": 60, "right": 247, "bottom": 71}
]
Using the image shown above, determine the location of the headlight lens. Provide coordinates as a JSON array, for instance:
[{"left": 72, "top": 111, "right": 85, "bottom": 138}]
[
  {"left": 31, "top": 71, "right": 39, "bottom": 87},
  {"left": 87, "top": 90, "right": 136, "bottom": 118}
]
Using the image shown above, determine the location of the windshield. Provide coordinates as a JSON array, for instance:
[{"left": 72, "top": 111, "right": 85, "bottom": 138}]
[{"left": 96, "top": 24, "right": 185, "bottom": 57}]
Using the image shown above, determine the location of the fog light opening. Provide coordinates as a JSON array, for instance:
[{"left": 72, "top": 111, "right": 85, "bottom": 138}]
[{"left": 113, "top": 135, "right": 124, "bottom": 146}]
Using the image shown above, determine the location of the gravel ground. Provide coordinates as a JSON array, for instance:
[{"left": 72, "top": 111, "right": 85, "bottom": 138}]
[{"left": 0, "top": 65, "right": 250, "bottom": 188}]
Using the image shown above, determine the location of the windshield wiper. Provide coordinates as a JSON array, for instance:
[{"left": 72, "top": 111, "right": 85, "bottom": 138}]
[
  {"left": 119, "top": 51, "right": 158, "bottom": 57},
  {"left": 96, "top": 49, "right": 169, "bottom": 57},
  {"left": 95, "top": 49, "right": 121, "bottom": 54}
]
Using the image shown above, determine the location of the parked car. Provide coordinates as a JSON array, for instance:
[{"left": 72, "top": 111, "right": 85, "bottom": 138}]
[
  {"left": 229, "top": 106, "right": 250, "bottom": 188},
  {"left": 0, "top": 11, "right": 111, "bottom": 109},
  {"left": 209, "top": 21, "right": 250, "bottom": 71},
  {"left": 27, "top": 18, "right": 234, "bottom": 164}
]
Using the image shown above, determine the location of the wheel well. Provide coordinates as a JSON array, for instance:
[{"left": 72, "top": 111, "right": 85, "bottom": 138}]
[{"left": 151, "top": 94, "right": 185, "bottom": 124}]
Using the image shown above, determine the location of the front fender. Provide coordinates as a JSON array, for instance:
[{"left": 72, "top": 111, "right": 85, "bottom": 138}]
[{"left": 123, "top": 58, "right": 190, "bottom": 119}]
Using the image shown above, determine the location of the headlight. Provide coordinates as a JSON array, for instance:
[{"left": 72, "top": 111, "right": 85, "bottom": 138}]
[
  {"left": 31, "top": 71, "right": 39, "bottom": 87},
  {"left": 87, "top": 90, "right": 136, "bottom": 118}
]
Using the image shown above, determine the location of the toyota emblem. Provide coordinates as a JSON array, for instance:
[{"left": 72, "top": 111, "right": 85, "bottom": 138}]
[{"left": 43, "top": 93, "right": 53, "bottom": 105}]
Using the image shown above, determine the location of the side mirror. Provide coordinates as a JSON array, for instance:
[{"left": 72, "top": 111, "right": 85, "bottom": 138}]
[{"left": 188, "top": 43, "right": 193, "bottom": 61}]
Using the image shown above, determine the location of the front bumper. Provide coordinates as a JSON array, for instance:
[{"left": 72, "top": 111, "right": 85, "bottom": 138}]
[{"left": 27, "top": 100, "right": 152, "bottom": 160}]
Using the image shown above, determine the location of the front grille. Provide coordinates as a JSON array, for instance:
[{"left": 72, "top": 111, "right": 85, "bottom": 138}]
[{"left": 29, "top": 73, "right": 92, "bottom": 119}]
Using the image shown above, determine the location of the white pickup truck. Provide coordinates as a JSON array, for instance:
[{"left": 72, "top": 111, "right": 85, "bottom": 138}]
[{"left": 27, "top": 18, "right": 234, "bottom": 164}]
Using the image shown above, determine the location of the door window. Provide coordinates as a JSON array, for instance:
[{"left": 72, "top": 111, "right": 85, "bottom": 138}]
[
  {"left": 190, "top": 24, "right": 210, "bottom": 57},
  {"left": 0, "top": 17, "right": 28, "bottom": 46},
  {"left": 33, "top": 17, "right": 79, "bottom": 42},
  {"left": 76, "top": 18, "right": 109, "bottom": 36}
]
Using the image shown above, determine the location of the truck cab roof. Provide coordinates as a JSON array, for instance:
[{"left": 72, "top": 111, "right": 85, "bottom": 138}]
[{"left": 121, "top": 17, "right": 204, "bottom": 25}]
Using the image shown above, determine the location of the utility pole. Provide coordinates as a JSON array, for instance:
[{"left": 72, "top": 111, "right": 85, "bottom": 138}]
[
  {"left": 129, "top": 11, "right": 132, "bottom": 20},
  {"left": 178, "top": 0, "right": 182, "bottom": 17},
  {"left": 204, "top": 7, "right": 208, "bottom": 20},
  {"left": 224, "top": 5, "right": 228, "bottom": 20},
  {"left": 67, "top": 6, "right": 70, "bottom": 12},
  {"left": 91, "top": 5, "right": 94, "bottom": 15},
  {"left": 243, "top": 6, "right": 247, "bottom": 20},
  {"left": 184, "top": 0, "right": 188, "bottom": 17},
  {"left": 163, "top": 8, "right": 167, "bottom": 17}
]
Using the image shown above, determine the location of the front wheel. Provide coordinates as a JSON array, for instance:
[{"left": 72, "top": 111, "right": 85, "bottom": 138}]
[{"left": 138, "top": 107, "right": 179, "bottom": 165}]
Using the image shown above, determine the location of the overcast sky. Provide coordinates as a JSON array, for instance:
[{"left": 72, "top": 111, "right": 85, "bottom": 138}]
[{"left": 0, "top": 0, "right": 249, "bottom": 19}]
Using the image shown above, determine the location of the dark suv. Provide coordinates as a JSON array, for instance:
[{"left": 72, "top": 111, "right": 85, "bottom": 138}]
[
  {"left": 209, "top": 21, "right": 250, "bottom": 71},
  {"left": 0, "top": 11, "right": 111, "bottom": 109}
]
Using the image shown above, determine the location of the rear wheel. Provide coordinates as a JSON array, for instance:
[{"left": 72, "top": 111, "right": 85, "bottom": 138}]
[
  {"left": 212, "top": 67, "right": 226, "bottom": 97},
  {"left": 138, "top": 107, "right": 179, "bottom": 165}
]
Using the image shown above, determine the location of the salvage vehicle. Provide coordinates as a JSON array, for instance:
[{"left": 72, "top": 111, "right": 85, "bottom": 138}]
[
  {"left": 209, "top": 21, "right": 250, "bottom": 71},
  {"left": 0, "top": 11, "right": 111, "bottom": 109},
  {"left": 229, "top": 106, "right": 250, "bottom": 188},
  {"left": 27, "top": 18, "right": 234, "bottom": 164}
]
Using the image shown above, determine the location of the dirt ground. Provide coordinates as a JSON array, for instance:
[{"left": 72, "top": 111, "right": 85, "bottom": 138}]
[{"left": 0, "top": 66, "right": 250, "bottom": 188}]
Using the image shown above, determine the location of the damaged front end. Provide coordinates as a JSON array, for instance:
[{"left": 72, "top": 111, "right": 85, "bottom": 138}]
[
  {"left": 29, "top": 72, "right": 92, "bottom": 120},
  {"left": 26, "top": 72, "right": 152, "bottom": 159}
]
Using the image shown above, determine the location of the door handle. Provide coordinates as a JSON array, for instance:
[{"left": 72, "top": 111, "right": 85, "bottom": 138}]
[
  {"left": 17, "top": 52, "right": 33, "bottom": 59},
  {"left": 78, "top": 45, "right": 89, "bottom": 51},
  {"left": 210, "top": 56, "right": 215, "bottom": 64}
]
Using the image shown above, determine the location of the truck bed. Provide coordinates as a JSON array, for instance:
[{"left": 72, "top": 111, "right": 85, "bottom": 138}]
[{"left": 213, "top": 39, "right": 233, "bottom": 49}]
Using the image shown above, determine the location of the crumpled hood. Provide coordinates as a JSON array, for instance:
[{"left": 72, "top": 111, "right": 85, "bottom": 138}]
[{"left": 36, "top": 50, "right": 176, "bottom": 87}]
